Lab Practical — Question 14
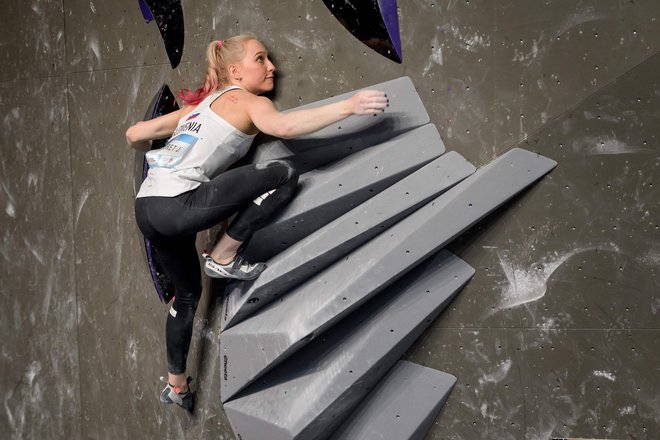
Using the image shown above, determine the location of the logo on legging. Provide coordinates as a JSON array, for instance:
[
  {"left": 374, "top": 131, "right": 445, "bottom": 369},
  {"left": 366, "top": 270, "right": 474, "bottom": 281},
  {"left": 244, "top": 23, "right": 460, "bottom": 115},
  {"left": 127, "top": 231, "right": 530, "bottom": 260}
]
[{"left": 253, "top": 189, "right": 276, "bottom": 206}]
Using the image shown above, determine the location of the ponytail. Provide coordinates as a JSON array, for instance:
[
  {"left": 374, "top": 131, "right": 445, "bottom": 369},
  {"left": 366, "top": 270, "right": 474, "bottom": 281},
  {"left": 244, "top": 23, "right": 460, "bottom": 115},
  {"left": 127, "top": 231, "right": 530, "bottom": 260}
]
[{"left": 177, "top": 33, "right": 258, "bottom": 106}]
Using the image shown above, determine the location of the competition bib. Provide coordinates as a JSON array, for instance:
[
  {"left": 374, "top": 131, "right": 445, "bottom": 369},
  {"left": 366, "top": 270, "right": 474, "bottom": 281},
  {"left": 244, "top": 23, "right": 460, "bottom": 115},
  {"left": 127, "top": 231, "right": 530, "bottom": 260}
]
[{"left": 146, "top": 133, "right": 198, "bottom": 169}]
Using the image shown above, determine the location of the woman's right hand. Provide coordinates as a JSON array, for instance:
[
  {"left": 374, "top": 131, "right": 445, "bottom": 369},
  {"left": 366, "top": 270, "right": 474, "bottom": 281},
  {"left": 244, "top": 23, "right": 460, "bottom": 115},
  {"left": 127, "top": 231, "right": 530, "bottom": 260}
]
[
  {"left": 347, "top": 90, "right": 388, "bottom": 115},
  {"left": 246, "top": 89, "right": 389, "bottom": 139}
]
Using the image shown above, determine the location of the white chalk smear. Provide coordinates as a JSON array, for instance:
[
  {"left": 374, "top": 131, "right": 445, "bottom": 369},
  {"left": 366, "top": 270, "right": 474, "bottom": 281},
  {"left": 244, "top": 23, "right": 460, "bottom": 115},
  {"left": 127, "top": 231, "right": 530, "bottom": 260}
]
[
  {"left": 26, "top": 361, "right": 42, "bottom": 386},
  {"left": 575, "top": 135, "right": 650, "bottom": 155},
  {"left": 512, "top": 36, "right": 541, "bottom": 66},
  {"left": 285, "top": 34, "right": 306, "bottom": 50},
  {"left": 23, "top": 236, "right": 45, "bottom": 265},
  {"left": 583, "top": 111, "right": 620, "bottom": 123},
  {"left": 555, "top": 9, "right": 608, "bottom": 37},
  {"left": 498, "top": 250, "right": 575, "bottom": 309},
  {"left": 2, "top": 182, "right": 17, "bottom": 217},
  {"left": 41, "top": 241, "right": 66, "bottom": 317},
  {"left": 75, "top": 188, "right": 92, "bottom": 229},
  {"left": 431, "top": 46, "right": 443, "bottom": 66},
  {"left": 422, "top": 36, "right": 443, "bottom": 76},
  {"left": 497, "top": 244, "right": 620, "bottom": 309},
  {"left": 478, "top": 359, "right": 512, "bottom": 387},
  {"left": 5, "top": 202, "right": 15, "bottom": 218},
  {"left": 593, "top": 370, "right": 616, "bottom": 382},
  {"left": 462, "top": 32, "right": 489, "bottom": 52},
  {"left": 619, "top": 405, "right": 636, "bottom": 416},
  {"left": 127, "top": 336, "right": 138, "bottom": 368},
  {"left": 27, "top": 173, "right": 38, "bottom": 188},
  {"left": 536, "top": 312, "right": 574, "bottom": 331},
  {"left": 639, "top": 249, "right": 660, "bottom": 266},
  {"left": 88, "top": 33, "right": 101, "bottom": 66}
]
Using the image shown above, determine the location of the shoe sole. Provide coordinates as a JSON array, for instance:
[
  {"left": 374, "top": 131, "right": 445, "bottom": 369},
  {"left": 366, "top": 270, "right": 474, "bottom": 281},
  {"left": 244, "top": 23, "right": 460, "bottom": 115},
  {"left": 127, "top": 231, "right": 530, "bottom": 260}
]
[
  {"left": 159, "top": 377, "right": 194, "bottom": 412},
  {"left": 204, "top": 261, "right": 266, "bottom": 281}
]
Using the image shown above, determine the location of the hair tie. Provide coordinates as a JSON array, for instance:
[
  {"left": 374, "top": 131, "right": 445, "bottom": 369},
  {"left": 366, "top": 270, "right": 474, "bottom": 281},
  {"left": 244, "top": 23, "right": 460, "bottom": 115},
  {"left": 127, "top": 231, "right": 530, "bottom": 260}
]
[{"left": 216, "top": 40, "right": 224, "bottom": 48}]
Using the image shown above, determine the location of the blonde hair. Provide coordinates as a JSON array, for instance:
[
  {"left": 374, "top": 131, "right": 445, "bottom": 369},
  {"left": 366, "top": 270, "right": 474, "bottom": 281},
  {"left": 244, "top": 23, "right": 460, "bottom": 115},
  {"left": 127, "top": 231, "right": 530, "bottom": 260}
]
[{"left": 178, "top": 33, "right": 258, "bottom": 105}]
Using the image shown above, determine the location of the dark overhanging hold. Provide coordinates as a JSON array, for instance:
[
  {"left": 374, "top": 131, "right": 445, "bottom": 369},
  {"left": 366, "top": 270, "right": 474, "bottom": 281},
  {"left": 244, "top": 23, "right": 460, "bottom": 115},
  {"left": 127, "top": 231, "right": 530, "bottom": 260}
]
[
  {"left": 137, "top": 0, "right": 185, "bottom": 68},
  {"left": 134, "top": 84, "right": 179, "bottom": 303},
  {"left": 322, "top": 0, "right": 403, "bottom": 63}
]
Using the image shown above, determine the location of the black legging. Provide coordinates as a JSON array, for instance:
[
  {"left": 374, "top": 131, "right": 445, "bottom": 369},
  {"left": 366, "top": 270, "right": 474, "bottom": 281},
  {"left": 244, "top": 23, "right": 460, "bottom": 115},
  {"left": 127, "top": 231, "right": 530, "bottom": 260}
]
[{"left": 135, "top": 159, "right": 298, "bottom": 374}]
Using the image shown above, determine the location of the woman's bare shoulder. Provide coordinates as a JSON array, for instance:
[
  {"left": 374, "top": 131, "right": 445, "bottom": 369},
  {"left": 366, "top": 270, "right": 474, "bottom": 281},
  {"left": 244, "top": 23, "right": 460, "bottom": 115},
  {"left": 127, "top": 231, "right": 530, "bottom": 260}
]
[
  {"left": 210, "top": 89, "right": 263, "bottom": 134},
  {"left": 212, "top": 88, "right": 264, "bottom": 108},
  {"left": 233, "top": 89, "right": 271, "bottom": 105}
]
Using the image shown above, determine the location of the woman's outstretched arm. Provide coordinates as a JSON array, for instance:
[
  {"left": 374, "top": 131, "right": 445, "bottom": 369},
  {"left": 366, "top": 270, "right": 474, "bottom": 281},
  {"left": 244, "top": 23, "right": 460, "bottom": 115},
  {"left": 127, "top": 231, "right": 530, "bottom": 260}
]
[
  {"left": 245, "top": 90, "right": 388, "bottom": 139},
  {"left": 125, "top": 105, "right": 194, "bottom": 151}
]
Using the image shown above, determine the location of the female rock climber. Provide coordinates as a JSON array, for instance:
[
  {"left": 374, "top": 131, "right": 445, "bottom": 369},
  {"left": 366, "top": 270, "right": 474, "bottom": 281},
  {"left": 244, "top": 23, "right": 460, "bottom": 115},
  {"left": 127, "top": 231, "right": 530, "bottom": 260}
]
[{"left": 125, "top": 33, "right": 388, "bottom": 411}]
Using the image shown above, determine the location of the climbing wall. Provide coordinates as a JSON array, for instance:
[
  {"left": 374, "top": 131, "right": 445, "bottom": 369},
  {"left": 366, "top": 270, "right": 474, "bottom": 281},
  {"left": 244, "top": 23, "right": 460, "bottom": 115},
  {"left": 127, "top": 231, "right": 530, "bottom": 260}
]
[{"left": 1, "top": 0, "right": 659, "bottom": 439}]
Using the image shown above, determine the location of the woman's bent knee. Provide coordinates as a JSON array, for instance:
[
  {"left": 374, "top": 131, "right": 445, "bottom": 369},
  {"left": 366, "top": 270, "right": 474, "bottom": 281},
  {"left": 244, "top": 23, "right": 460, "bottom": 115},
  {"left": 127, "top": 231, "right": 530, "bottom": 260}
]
[
  {"left": 276, "top": 159, "right": 298, "bottom": 186},
  {"left": 257, "top": 159, "right": 298, "bottom": 182}
]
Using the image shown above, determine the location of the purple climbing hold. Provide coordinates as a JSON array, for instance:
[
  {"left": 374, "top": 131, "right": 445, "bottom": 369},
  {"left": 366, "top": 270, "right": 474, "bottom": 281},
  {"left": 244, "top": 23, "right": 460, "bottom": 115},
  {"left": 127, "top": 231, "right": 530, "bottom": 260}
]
[
  {"left": 134, "top": 84, "right": 179, "bottom": 303},
  {"left": 377, "top": 0, "right": 402, "bottom": 63},
  {"left": 137, "top": 0, "right": 154, "bottom": 22}
]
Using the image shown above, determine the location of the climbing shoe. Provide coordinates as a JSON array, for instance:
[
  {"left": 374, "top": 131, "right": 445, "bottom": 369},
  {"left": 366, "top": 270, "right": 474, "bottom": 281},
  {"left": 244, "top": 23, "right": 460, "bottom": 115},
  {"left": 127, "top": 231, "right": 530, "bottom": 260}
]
[
  {"left": 202, "top": 253, "right": 266, "bottom": 281},
  {"left": 159, "top": 376, "right": 194, "bottom": 412}
]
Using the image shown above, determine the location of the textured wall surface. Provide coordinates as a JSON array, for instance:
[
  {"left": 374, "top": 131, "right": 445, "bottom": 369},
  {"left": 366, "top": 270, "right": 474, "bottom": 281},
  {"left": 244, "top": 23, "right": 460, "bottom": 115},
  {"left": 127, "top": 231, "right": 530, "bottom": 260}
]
[{"left": 0, "top": 0, "right": 658, "bottom": 439}]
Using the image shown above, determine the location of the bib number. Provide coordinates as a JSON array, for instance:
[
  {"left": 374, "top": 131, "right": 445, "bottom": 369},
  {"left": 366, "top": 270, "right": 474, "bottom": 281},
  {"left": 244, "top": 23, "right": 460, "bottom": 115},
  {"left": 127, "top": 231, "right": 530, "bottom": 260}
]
[{"left": 146, "top": 133, "right": 198, "bottom": 169}]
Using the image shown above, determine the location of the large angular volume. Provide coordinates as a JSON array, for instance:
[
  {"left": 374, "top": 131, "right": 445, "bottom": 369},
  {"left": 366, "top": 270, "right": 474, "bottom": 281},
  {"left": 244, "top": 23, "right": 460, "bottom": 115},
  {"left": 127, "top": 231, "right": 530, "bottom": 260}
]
[
  {"left": 330, "top": 361, "right": 456, "bottom": 440},
  {"left": 220, "top": 147, "right": 557, "bottom": 402},
  {"left": 242, "top": 124, "right": 445, "bottom": 261},
  {"left": 224, "top": 251, "right": 473, "bottom": 440},
  {"left": 223, "top": 151, "right": 475, "bottom": 328}
]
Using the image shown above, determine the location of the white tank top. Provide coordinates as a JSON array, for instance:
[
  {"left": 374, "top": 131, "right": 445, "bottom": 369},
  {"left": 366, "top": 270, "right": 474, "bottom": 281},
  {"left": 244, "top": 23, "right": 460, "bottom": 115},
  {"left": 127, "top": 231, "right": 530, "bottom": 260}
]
[{"left": 136, "top": 86, "right": 257, "bottom": 198}]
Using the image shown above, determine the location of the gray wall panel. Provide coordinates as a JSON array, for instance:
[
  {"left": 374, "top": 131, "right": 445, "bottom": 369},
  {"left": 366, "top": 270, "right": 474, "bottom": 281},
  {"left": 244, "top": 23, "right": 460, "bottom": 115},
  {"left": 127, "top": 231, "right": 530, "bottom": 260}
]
[
  {"left": 2, "top": 0, "right": 659, "bottom": 437},
  {"left": 511, "top": 329, "right": 660, "bottom": 439},
  {"left": 405, "top": 328, "right": 528, "bottom": 439},
  {"left": 411, "top": 328, "right": 660, "bottom": 439},
  {"left": 443, "top": 51, "right": 660, "bottom": 332},
  {"left": 0, "top": 1, "right": 65, "bottom": 82},
  {"left": 63, "top": 0, "right": 212, "bottom": 72},
  {"left": 399, "top": 1, "right": 497, "bottom": 166},
  {"left": 493, "top": 1, "right": 660, "bottom": 150},
  {"left": 0, "top": 79, "right": 80, "bottom": 438}
]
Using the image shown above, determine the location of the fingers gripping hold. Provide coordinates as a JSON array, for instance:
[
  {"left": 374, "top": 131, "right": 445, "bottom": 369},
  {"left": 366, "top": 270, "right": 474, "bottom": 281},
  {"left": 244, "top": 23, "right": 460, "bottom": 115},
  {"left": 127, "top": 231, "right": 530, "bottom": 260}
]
[{"left": 350, "top": 90, "right": 389, "bottom": 115}]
